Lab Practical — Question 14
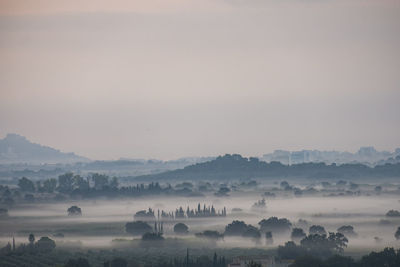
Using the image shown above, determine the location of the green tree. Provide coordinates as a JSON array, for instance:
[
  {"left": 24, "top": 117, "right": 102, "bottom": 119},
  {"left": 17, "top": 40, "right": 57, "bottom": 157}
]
[
  {"left": 91, "top": 173, "right": 109, "bottom": 190},
  {"left": 58, "top": 173, "right": 74, "bottom": 193},
  {"left": 43, "top": 178, "right": 57, "bottom": 193},
  {"left": 18, "top": 177, "right": 35, "bottom": 192},
  {"left": 125, "top": 221, "right": 152, "bottom": 236},
  {"left": 35, "top": 236, "right": 56, "bottom": 252},
  {"left": 28, "top": 233, "right": 35, "bottom": 244}
]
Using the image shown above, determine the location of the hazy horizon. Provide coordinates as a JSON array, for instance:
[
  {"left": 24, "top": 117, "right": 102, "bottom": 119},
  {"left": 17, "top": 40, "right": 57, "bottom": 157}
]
[{"left": 1, "top": 0, "right": 400, "bottom": 160}]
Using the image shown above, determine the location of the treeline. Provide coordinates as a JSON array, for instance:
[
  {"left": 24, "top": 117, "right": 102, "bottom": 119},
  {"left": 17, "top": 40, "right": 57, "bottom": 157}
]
[
  {"left": 290, "top": 247, "right": 400, "bottom": 267},
  {"left": 0, "top": 173, "right": 199, "bottom": 205},
  {"left": 136, "top": 154, "right": 400, "bottom": 181}
]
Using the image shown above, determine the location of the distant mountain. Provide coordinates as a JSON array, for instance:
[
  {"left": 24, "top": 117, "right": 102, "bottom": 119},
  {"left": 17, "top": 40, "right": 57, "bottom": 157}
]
[
  {"left": 0, "top": 133, "right": 89, "bottom": 164},
  {"left": 134, "top": 154, "right": 400, "bottom": 181}
]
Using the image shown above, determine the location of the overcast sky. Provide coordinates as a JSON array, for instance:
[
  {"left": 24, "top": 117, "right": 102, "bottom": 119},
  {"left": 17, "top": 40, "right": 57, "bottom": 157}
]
[{"left": 0, "top": 0, "right": 399, "bottom": 160}]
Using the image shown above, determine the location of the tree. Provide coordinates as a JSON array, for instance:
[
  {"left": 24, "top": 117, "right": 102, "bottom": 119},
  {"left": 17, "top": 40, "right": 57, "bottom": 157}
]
[
  {"left": 73, "top": 175, "right": 89, "bottom": 191},
  {"left": 174, "top": 223, "right": 189, "bottom": 234},
  {"left": 125, "top": 221, "right": 152, "bottom": 236},
  {"left": 242, "top": 226, "right": 261, "bottom": 239},
  {"left": 68, "top": 206, "right": 82, "bottom": 216},
  {"left": 91, "top": 173, "right": 109, "bottom": 190},
  {"left": 300, "top": 232, "right": 348, "bottom": 258},
  {"left": 265, "top": 231, "right": 273, "bottom": 245},
  {"left": 215, "top": 187, "right": 230, "bottom": 197},
  {"left": 58, "top": 173, "right": 74, "bottom": 193},
  {"left": 224, "top": 220, "right": 249, "bottom": 236},
  {"left": 28, "top": 233, "right": 35, "bottom": 245},
  {"left": 327, "top": 232, "right": 348, "bottom": 253},
  {"left": 35, "top": 236, "right": 56, "bottom": 252},
  {"left": 142, "top": 232, "right": 164, "bottom": 241},
  {"left": 277, "top": 241, "right": 306, "bottom": 259},
  {"left": 337, "top": 225, "right": 357, "bottom": 238},
  {"left": 110, "top": 177, "right": 119, "bottom": 188},
  {"left": 309, "top": 225, "right": 326, "bottom": 235},
  {"left": 18, "top": 177, "right": 35, "bottom": 192},
  {"left": 359, "top": 247, "right": 400, "bottom": 267},
  {"left": 386, "top": 210, "right": 400, "bottom": 217},
  {"left": 291, "top": 228, "right": 306, "bottom": 242},
  {"left": 395, "top": 227, "right": 400, "bottom": 240},
  {"left": 258, "top": 217, "right": 292, "bottom": 233},
  {"left": 134, "top": 208, "right": 155, "bottom": 221},
  {"left": 324, "top": 255, "right": 356, "bottom": 267},
  {"left": 195, "top": 230, "right": 223, "bottom": 240},
  {"left": 43, "top": 178, "right": 57, "bottom": 193}
]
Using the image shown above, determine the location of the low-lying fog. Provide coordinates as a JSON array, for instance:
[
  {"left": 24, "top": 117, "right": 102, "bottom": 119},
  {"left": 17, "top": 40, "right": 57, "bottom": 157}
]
[{"left": 1, "top": 191, "right": 399, "bottom": 254}]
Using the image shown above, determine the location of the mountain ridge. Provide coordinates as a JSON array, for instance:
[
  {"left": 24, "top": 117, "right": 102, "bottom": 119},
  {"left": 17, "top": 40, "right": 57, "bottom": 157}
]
[
  {"left": 0, "top": 133, "right": 89, "bottom": 164},
  {"left": 133, "top": 154, "right": 400, "bottom": 181}
]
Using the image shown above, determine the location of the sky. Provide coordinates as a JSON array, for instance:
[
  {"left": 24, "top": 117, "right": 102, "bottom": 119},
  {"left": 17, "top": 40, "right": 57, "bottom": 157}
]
[{"left": 0, "top": 0, "right": 399, "bottom": 160}]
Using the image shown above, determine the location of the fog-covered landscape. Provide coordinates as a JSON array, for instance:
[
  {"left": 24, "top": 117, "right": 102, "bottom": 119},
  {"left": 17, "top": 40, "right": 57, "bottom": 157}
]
[
  {"left": 1, "top": 145, "right": 400, "bottom": 266},
  {"left": 1, "top": 0, "right": 400, "bottom": 266}
]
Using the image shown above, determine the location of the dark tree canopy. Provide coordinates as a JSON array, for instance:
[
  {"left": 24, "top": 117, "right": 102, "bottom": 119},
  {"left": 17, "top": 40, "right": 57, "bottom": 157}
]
[
  {"left": 291, "top": 228, "right": 306, "bottom": 242},
  {"left": 28, "top": 233, "right": 35, "bottom": 244},
  {"left": 395, "top": 227, "right": 400, "bottom": 240},
  {"left": 386, "top": 210, "right": 400, "bottom": 217},
  {"left": 360, "top": 247, "right": 400, "bottom": 267},
  {"left": 18, "top": 177, "right": 35, "bottom": 192},
  {"left": 125, "top": 221, "right": 152, "bottom": 236},
  {"left": 35, "top": 236, "right": 56, "bottom": 252},
  {"left": 195, "top": 230, "right": 223, "bottom": 240},
  {"left": 224, "top": 221, "right": 249, "bottom": 236},
  {"left": 134, "top": 208, "right": 155, "bottom": 221},
  {"left": 174, "top": 223, "right": 189, "bottom": 234},
  {"left": 224, "top": 220, "right": 261, "bottom": 239},
  {"left": 67, "top": 206, "right": 82, "bottom": 216},
  {"left": 337, "top": 225, "right": 357, "bottom": 238},
  {"left": 258, "top": 217, "right": 292, "bottom": 233},
  {"left": 309, "top": 225, "right": 327, "bottom": 236}
]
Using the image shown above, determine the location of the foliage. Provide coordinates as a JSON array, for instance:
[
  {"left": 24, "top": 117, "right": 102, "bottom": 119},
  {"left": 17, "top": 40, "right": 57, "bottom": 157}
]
[
  {"left": 67, "top": 206, "right": 82, "bottom": 216},
  {"left": 195, "top": 230, "right": 223, "bottom": 240},
  {"left": 386, "top": 210, "right": 400, "bottom": 217},
  {"left": 174, "top": 223, "right": 189, "bottom": 234},
  {"left": 309, "top": 225, "right": 327, "bottom": 236},
  {"left": 125, "top": 221, "right": 152, "bottom": 236},
  {"left": 291, "top": 228, "right": 306, "bottom": 242},
  {"left": 35, "top": 236, "right": 56, "bottom": 252},
  {"left": 337, "top": 225, "right": 357, "bottom": 238},
  {"left": 18, "top": 177, "right": 35, "bottom": 192},
  {"left": 258, "top": 217, "right": 292, "bottom": 233},
  {"left": 395, "top": 227, "right": 400, "bottom": 240}
]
